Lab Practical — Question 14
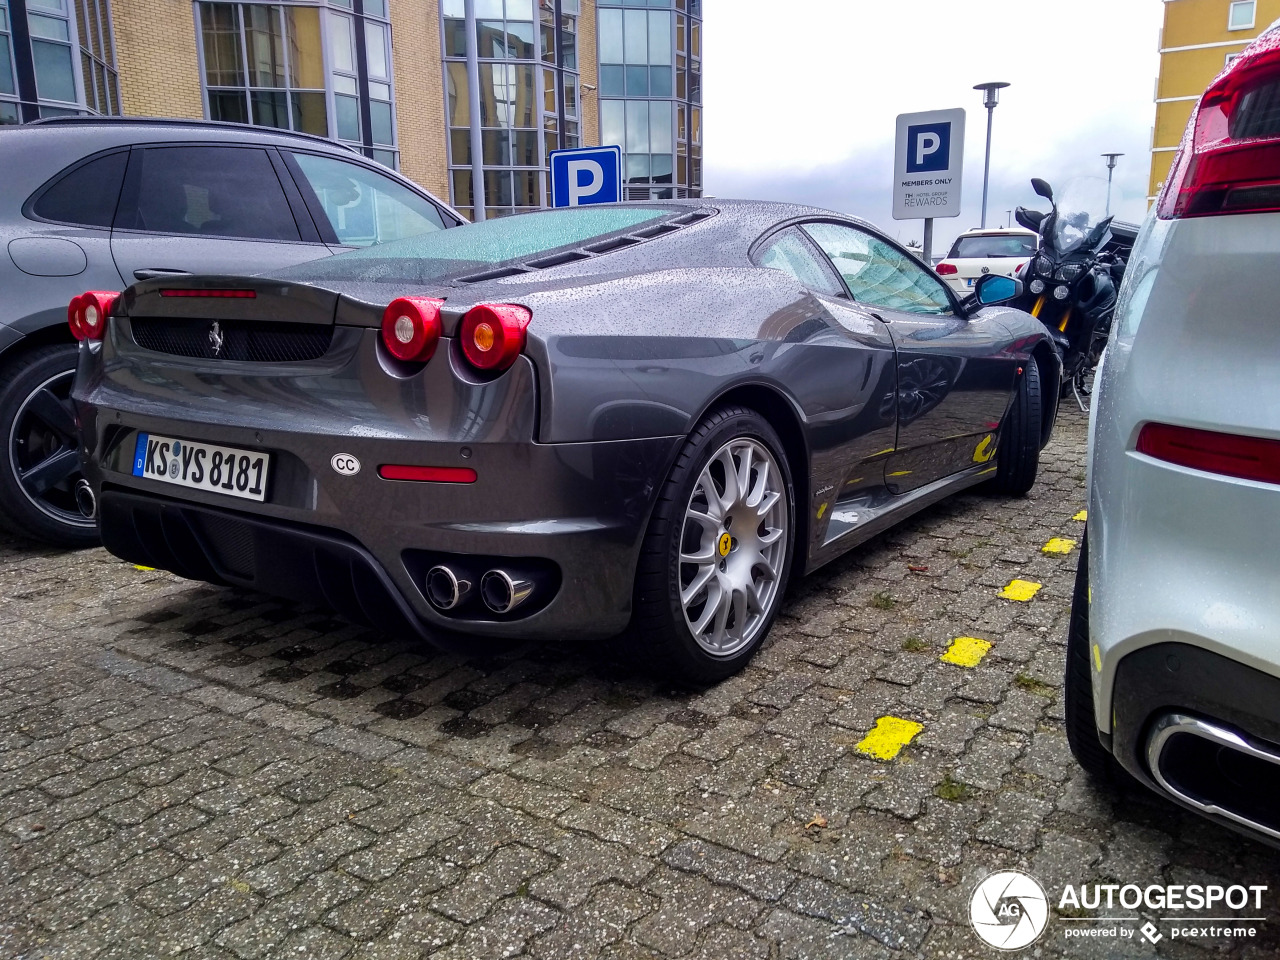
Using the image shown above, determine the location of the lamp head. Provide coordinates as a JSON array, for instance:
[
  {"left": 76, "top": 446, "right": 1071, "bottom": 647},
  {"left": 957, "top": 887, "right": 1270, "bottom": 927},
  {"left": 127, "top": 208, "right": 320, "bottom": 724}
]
[{"left": 974, "top": 81, "right": 1010, "bottom": 108}]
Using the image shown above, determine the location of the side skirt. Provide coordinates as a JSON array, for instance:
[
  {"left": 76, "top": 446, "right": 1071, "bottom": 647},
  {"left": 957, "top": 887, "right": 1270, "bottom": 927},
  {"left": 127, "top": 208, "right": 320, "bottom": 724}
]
[{"left": 802, "top": 463, "right": 997, "bottom": 575}]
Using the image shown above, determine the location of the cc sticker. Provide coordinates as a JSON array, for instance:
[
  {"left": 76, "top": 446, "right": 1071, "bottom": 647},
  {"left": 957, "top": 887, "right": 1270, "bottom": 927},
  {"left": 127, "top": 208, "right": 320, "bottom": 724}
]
[
  {"left": 331, "top": 453, "right": 361, "bottom": 476},
  {"left": 718, "top": 532, "right": 732, "bottom": 557}
]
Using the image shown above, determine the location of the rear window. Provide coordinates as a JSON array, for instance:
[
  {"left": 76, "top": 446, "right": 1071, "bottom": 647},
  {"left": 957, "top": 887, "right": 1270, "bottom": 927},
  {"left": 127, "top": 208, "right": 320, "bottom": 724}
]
[
  {"left": 274, "top": 206, "right": 675, "bottom": 284},
  {"left": 946, "top": 234, "right": 1036, "bottom": 259},
  {"left": 31, "top": 151, "right": 127, "bottom": 227}
]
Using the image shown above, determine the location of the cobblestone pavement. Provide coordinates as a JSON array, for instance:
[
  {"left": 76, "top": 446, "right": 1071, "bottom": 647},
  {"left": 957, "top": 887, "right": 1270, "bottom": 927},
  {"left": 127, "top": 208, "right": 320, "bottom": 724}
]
[{"left": 2, "top": 407, "right": 1278, "bottom": 960}]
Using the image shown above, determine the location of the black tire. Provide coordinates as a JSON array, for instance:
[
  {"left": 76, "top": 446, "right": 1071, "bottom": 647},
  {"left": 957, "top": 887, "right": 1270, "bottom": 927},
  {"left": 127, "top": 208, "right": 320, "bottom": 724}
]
[
  {"left": 631, "top": 405, "right": 795, "bottom": 684},
  {"left": 1064, "top": 533, "right": 1123, "bottom": 781},
  {"left": 0, "top": 343, "right": 99, "bottom": 549},
  {"left": 992, "top": 357, "right": 1042, "bottom": 496}
]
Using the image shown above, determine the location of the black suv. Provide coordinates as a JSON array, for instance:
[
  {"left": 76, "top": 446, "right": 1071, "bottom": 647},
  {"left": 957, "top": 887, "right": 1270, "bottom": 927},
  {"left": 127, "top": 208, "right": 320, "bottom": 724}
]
[{"left": 0, "top": 117, "right": 461, "bottom": 547}]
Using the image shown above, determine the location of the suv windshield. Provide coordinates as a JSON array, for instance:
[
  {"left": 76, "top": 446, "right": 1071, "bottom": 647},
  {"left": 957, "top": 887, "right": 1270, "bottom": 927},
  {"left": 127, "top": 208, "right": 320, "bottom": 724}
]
[
  {"left": 273, "top": 206, "right": 675, "bottom": 284},
  {"left": 947, "top": 234, "right": 1037, "bottom": 259}
]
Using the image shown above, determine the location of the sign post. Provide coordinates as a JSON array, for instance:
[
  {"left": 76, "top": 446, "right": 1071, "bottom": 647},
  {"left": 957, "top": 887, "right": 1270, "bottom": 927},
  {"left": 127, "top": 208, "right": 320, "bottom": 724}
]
[
  {"left": 550, "top": 145, "right": 622, "bottom": 208},
  {"left": 892, "top": 109, "right": 966, "bottom": 263}
]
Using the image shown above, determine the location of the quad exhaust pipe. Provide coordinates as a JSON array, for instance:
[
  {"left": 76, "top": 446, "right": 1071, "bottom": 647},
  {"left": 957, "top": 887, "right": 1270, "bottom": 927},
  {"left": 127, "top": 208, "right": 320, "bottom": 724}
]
[
  {"left": 424, "top": 565, "right": 472, "bottom": 611},
  {"left": 1147, "top": 712, "right": 1280, "bottom": 842},
  {"left": 75, "top": 479, "right": 97, "bottom": 520},
  {"left": 479, "top": 569, "right": 534, "bottom": 614},
  {"left": 424, "top": 564, "right": 536, "bottom": 615}
]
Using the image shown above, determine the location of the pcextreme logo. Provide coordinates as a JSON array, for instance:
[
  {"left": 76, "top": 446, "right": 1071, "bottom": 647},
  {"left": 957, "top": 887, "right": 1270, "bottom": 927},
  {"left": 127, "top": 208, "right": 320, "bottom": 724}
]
[{"left": 968, "top": 871, "right": 1270, "bottom": 950}]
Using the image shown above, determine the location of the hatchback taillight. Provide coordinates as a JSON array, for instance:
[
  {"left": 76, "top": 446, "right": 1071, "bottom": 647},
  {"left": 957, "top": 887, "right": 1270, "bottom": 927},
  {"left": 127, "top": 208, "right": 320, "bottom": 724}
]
[
  {"left": 460, "top": 304, "right": 532, "bottom": 373},
  {"left": 68, "top": 291, "right": 118, "bottom": 341},
  {"left": 381, "top": 296, "right": 444, "bottom": 362},
  {"left": 1136, "top": 422, "right": 1280, "bottom": 485},
  {"left": 935, "top": 262, "right": 958, "bottom": 275},
  {"left": 1158, "top": 30, "right": 1280, "bottom": 219}
]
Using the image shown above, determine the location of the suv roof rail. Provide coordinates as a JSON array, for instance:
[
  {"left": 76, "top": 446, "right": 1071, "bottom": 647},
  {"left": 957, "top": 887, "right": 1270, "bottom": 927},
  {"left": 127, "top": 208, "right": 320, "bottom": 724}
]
[{"left": 24, "top": 115, "right": 361, "bottom": 153}]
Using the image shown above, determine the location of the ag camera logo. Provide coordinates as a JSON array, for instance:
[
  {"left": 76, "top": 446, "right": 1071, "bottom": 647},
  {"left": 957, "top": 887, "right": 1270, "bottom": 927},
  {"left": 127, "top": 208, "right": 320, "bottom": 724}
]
[{"left": 970, "top": 871, "right": 1049, "bottom": 951}]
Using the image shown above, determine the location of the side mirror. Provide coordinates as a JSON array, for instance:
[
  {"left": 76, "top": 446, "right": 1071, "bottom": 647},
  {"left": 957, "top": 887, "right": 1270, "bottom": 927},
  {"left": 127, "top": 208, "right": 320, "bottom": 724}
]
[
  {"left": 973, "top": 273, "right": 1023, "bottom": 306},
  {"left": 1031, "top": 178, "right": 1054, "bottom": 202}
]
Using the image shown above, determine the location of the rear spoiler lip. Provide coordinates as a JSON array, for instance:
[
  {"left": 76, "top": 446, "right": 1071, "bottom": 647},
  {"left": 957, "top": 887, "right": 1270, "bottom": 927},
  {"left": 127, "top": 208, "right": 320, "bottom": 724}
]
[{"left": 123, "top": 276, "right": 339, "bottom": 326}]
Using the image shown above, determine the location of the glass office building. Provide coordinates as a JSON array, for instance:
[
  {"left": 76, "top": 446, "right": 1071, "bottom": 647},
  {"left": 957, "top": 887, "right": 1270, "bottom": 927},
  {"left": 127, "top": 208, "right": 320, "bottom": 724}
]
[
  {"left": 196, "top": 0, "right": 401, "bottom": 168},
  {"left": 597, "top": 0, "right": 700, "bottom": 200},
  {"left": 441, "top": 0, "right": 583, "bottom": 220},
  {"left": 0, "top": 0, "right": 121, "bottom": 124},
  {"left": 3, "top": 1, "right": 703, "bottom": 215}
]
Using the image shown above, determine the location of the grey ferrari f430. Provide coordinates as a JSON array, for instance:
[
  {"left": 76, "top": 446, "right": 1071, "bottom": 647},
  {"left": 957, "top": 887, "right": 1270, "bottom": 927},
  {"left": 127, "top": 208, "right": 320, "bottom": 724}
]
[{"left": 73, "top": 200, "right": 1060, "bottom": 682}]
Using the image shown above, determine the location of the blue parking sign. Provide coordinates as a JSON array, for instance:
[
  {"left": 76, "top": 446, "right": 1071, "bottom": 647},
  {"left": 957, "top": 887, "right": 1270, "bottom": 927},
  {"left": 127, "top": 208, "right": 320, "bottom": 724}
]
[
  {"left": 550, "top": 146, "right": 622, "bottom": 207},
  {"left": 905, "top": 122, "right": 952, "bottom": 174}
]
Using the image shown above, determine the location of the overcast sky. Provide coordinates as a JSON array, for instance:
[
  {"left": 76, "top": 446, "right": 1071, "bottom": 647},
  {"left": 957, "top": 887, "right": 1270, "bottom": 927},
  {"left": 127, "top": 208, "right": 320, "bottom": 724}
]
[{"left": 702, "top": 0, "right": 1165, "bottom": 254}]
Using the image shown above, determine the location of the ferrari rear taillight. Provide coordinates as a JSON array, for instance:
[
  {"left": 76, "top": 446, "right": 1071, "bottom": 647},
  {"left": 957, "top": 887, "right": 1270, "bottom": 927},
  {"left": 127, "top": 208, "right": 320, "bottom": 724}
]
[
  {"left": 68, "top": 291, "right": 118, "bottom": 341},
  {"left": 935, "top": 262, "right": 958, "bottom": 275},
  {"left": 460, "top": 304, "right": 532, "bottom": 373},
  {"left": 1158, "top": 30, "right": 1280, "bottom": 219},
  {"left": 1136, "top": 422, "right": 1280, "bottom": 485},
  {"left": 381, "top": 296, "right": 445, "bottom": 362}
]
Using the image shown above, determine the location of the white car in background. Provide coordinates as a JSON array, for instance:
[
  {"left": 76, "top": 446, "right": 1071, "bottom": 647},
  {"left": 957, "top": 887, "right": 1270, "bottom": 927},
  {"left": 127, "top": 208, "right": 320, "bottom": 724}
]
[{"left": 934, "top": 227, "right": 1038, "bottom": 295}]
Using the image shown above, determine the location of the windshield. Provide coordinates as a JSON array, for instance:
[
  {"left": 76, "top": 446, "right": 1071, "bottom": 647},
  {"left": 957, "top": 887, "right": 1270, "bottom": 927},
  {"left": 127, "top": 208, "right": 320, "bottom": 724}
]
[
  {"left": 1049, "top": 177, "right": 1111, "bottom": 255},
  {"left": 947, "top": 234, "right": 1037, "bottom": 259},
  {"left": 272, "top": 206, "right": 675, "bottom": 284}
]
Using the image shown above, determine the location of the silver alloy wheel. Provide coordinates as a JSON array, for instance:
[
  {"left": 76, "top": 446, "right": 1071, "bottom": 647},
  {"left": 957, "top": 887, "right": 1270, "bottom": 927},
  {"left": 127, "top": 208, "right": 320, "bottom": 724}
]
[{"left": 678, "top": 437, "right": 787, "bottom": 657}]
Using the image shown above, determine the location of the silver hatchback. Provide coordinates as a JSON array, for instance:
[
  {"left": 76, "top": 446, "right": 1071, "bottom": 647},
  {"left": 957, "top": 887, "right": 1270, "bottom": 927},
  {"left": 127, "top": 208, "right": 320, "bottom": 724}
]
[
  {"left": 0, "top": 117, "right": 459, "bottom": 547},
  {"left": 1068, "top": 23, "right": 1280, "bottom": 846}
]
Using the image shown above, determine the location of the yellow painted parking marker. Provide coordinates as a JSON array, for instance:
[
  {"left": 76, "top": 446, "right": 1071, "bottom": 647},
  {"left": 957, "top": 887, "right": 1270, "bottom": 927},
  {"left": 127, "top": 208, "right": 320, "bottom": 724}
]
[
  {"left": 1073, "top": 509, "right": 1087, "bottom": 522},
  {"left": 972, "top": 435, "right": 995, "bottom": 463},
  {"left": 1092, "top": 644, "right": 1103, "bottom": 673},
  {"left": 816, "top": 503, "right": 828, "bottom": 519},
  {"left": 1042, "top": 538, "right": 1076, "bottom": 555},
  {"left": 941, "top": 636, "right": 992, "bottom": 668},
  {"left": 134, "top": 565, "right": 156, "bottom": 572},
  {"left": 856, "top": 716, "right": 924, "bottom": 761},
  {"left": 999, "top": 579, "right": 1042, "bottom": 602}
]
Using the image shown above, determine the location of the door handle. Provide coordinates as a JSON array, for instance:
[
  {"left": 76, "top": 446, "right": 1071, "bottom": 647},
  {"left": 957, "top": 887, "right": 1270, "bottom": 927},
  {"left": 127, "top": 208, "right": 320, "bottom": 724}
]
[{"left": 133, "top": 268, "right": 192, "bottom": 281}]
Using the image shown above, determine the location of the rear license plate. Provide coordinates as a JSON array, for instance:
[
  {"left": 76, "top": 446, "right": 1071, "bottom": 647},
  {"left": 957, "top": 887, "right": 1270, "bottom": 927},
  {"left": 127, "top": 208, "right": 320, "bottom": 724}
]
[
  {"left": 131, "top": 433, "right": 269, "bottom": 502},
  {"left": 965, "top": 278, "right": 976, "bottom": 286}
]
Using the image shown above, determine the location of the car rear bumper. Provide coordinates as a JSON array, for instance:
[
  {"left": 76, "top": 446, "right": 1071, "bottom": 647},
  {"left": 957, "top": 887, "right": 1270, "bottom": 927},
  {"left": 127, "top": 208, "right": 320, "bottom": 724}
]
[
  {"left": 1111, "top": 642, "right": 1280, "bottom": 847},
  {"left": 76, "top": 335, "right": 683, "bottom": 641}
]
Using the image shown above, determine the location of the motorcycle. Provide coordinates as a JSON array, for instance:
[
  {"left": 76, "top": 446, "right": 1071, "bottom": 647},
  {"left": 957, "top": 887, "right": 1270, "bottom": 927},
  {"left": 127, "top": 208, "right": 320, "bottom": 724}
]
[{"left": 1013, "top": 177, "right": 1130, "bottom": 410}]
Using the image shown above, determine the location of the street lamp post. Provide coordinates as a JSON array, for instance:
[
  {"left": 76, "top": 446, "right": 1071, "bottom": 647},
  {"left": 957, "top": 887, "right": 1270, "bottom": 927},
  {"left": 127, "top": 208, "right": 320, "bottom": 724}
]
[
  {"left": 1102, "top": 152, "right": 1124, "bottom": 217},
  {"left": 973, "top": 82, "right": 1010, "bottom": 229}
]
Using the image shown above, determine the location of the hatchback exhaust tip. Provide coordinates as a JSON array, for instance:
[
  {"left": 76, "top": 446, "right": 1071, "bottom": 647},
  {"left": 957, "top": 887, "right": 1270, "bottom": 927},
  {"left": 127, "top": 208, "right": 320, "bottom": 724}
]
[
  {"left": 480, "top": 569, "right": 534, "bottom": 614},
  {"left": 75, "top": 480, "right": 97, "bottom": 521},
  {"left": 424, "top": 565, "right": 472, "bottom": 611},
  {"left": 1147, "top": 712, "right": 1280, "bottom": 842}
]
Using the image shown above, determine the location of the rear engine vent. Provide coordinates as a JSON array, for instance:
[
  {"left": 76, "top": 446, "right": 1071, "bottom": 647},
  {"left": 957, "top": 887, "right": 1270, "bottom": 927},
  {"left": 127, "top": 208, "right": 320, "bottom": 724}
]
[
  {"left": 457, "top": 265, "right": 532, "bottom": 284},
  {"left": 525, "top": 250, "right": 593, "bottom": 269},
  {"left": 131, "top": 317, "right": 333, "bottom": 362},
  {"left": 584, "top": 235, "right": 642, "bottom": 254},
  {"left": 674, "top": 210, "right": 715, "bottom": 225}
]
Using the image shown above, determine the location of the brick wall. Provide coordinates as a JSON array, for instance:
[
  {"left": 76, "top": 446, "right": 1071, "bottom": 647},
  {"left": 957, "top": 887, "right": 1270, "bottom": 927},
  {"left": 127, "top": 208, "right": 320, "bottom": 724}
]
[
  {"left": 390, "top": 1, "right": 450, "bottom": 201},
  {"left": 112, "top": 0, "right": 204, "bottom": 119},
  {"left": 580, "top": 0, "right": 598, "bottom": 146}
]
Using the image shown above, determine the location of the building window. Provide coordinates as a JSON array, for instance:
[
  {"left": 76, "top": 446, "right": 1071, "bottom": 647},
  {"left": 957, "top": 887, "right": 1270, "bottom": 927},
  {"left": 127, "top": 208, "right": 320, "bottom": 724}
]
[
  {"left": 598, "top": 0, "right": 699, "bottom": 200},
  {"left": 0, "top": 0, "right": 18, "bottom": 123},
  {"left": 1228, "top": 0, "right": 1255, "bottom": 30},
  {"left": 1225, "top": 51, "right": 1242, "bottom": 67},
  {"left": 2, "top": 0, "right": 120, "bottom": 122},
  {"left": 443, "top": 0, "right": 581, "bottom": 220},
  {"left": 197, "top": 1, "right": 399, "bottom": 168}
]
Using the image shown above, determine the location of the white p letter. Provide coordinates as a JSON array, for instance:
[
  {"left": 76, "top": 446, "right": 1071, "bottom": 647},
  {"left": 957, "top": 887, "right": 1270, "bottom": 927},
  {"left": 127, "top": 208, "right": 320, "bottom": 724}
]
[
  {"left": 568, "top": 159, "right": 604, "bottom": 206},
  {"left": 916, "top": 132, "right": 941, "bottom": 166}
]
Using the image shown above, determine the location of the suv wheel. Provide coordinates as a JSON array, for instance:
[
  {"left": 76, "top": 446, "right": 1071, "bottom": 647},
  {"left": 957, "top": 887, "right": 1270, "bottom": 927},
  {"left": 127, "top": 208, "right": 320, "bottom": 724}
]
[{"left": 0, "top": 344, "right": 99, "bottom": 548}]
